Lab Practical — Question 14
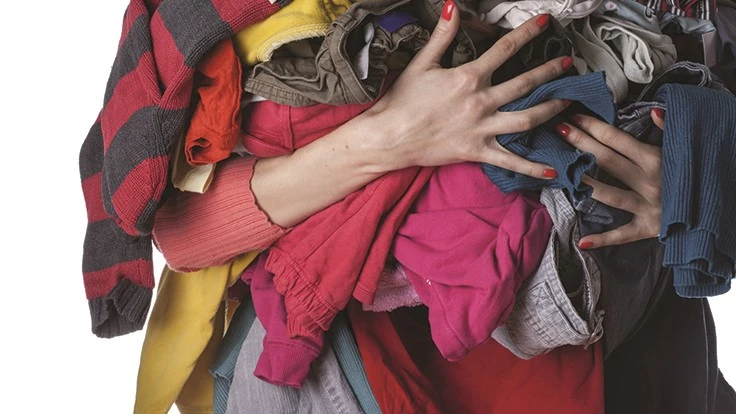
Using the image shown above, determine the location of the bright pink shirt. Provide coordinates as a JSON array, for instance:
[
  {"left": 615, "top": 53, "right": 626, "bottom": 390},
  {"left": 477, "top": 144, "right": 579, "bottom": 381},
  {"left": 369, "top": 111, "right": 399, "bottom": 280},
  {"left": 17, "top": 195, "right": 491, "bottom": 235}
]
[{"left": 393, "top": 162, "right": 552, "bottom": 361}]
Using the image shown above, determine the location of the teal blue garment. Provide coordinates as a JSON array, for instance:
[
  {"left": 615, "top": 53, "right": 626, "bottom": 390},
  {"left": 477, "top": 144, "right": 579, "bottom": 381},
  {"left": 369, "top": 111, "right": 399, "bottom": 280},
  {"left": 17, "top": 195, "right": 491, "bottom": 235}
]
[
  {"left": 329, "top": 312, "right": 381, "bottom": 414},
  {"left": 482, "top": 72, "right": 616, "bottom": 204},
  {"left": 654, "top": 84, "right": 736, "bottom": 297},
  {"left": 210, "top": 300, "right": 258, "bottom": 414}
]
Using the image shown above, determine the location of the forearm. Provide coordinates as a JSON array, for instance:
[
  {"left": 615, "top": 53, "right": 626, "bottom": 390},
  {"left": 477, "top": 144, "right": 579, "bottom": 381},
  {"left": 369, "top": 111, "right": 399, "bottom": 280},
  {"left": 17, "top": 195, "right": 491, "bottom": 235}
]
[{"left": 251, "top": 113, "right": 390, "bottom": 228}]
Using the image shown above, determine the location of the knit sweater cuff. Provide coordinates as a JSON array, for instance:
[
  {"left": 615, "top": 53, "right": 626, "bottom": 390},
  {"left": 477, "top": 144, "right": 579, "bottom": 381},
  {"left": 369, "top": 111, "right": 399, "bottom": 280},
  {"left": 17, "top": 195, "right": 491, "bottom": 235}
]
[
  {"left": 153, "top": 156, "right": 287, "bottom": 272},
  {"left": 89, "top": 279, "right": 152, "bottom": 338}
]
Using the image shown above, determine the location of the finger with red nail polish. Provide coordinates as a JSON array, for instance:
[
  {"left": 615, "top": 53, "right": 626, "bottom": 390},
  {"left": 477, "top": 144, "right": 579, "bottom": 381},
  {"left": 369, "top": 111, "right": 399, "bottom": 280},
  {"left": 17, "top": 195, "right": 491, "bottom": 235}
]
[
  {"left": 579, "top": 241, "right": 595, "bottom": 249},
  {"left": 562, "top": 56, "right": 573, "bottom": 71},
  {"left": 555, "top": 123, "right": 571, "bottom": 137},
  {"left": 543, "top": 168, "right": 558, "bottom": 178},
  {"left": 536, "top": 13, "right": 550, "bottom": 28},
  {"left": 442, "top": 0, "right": 455, "bottom": 21}
]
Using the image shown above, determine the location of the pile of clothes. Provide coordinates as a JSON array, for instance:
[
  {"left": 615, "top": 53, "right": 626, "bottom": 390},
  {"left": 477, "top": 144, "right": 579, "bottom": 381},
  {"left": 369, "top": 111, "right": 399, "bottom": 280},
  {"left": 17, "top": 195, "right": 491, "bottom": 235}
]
[{"left": 78, "top": 0, "right": 736, "bottom": 412}]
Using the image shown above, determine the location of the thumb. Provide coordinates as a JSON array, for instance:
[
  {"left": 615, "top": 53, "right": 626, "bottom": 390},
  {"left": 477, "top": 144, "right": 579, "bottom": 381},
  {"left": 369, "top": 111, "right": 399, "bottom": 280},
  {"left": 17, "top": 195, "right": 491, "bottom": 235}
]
[{"left": 412, "top": 0, "right": 460, "bottom": 68}]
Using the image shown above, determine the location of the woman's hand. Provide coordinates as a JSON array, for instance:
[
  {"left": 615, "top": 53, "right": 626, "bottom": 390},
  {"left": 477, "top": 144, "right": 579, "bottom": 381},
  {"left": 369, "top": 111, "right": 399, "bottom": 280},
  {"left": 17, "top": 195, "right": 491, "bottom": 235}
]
[
  {"left": 554, "top": 109, "right": 666, "bottom": 249},
  {"left": 361, "top": 5, "right": 573, "bottom": 179},
  {"left": 252, "top": 6, "right": 576, "bottom": 228}
]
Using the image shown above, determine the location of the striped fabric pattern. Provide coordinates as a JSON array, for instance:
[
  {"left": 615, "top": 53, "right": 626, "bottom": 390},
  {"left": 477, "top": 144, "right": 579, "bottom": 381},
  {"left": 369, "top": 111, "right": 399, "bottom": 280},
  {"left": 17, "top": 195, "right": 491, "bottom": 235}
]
[
  {"left": 79, "top": 0, "right": 288, "bottom": 338},
  {"left": 636, "top": 0, "right": 715, "bottom": 20}
]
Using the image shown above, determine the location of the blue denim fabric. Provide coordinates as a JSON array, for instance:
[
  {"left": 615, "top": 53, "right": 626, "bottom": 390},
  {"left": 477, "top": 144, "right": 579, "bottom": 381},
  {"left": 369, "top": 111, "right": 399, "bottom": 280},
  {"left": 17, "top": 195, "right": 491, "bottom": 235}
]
[
  {"left": 578, "top": 61, "right": 727, "bottom": 236},
  {"left": 482, "top": 72, "right": 616, "bottom": 204}
]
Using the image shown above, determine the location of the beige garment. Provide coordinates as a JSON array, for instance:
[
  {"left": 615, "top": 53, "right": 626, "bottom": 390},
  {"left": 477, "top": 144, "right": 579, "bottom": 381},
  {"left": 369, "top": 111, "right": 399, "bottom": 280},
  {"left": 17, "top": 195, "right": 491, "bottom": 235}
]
[{"left": 172, "top": 134, "right": 216, "bottom": 193}]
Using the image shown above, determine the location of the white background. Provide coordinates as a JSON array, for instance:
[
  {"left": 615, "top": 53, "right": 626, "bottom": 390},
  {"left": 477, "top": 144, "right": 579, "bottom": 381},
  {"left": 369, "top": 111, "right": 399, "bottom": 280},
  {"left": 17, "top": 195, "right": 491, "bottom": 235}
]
[{"left": 1, "top": 1, "right": 734, "bottom": 413}]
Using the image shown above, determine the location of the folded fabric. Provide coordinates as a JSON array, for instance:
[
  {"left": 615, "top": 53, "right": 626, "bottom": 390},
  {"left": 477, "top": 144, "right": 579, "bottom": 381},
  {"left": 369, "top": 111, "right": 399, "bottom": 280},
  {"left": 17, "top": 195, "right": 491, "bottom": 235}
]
[
  {"left": 392, "top": 306, "right": 605, "bottom": 414},
  {"left": 171, "top": 134, "right": 216, "bottom": 194},
  {"left": 239, "top": 91, "right": 434, "bottom": 338},
  {"left": 244, "top": 0, "right": 429, "bottom": 106},
  {"left": 78, "top": 0, "right": 288, "bottom": 338},
  {"left": 654, "top": 84, "right": 736, "bottom": 297},
  {"left": 268, "top": 166, "right": 434, "bottom": 337},
  {"left": 492, "top": 188, "right": 603, "bottom": 359},
  {"left": 568, "top": 17, "right": 629, "bottom": 102},
  {"left": 184, "top": 39, "right": 243, "bottom": 167},
  {"left": 239, "top": 97, "right": 376, "bottom": 157},
  {"left": 659, "top": 14, "right": 715, "bottom": 35},
  {"left": 362, "top": 259, "right": 422, "bottom": 312},
  {"left": 210, "top": 300, "right": 258, "bottom": 414},
  {"left": 604, "top": 276, "right": 721, "bottom": 414},
  {"left": 242, "top": 253, "right": 324, "bottom": 389},
  {"left": 481, "top": 0, "right": 603, "bottom": 29},
  {"left": 226, "top": 319, "right": 363, "bottom": 414},
  {"left": 482, "top": 72, "right": 616, "bottom": 204},
  {"left": 348, "top": 302, "right": 444, "bottom": 414},
  {"left": 135, "top": 253, "right": 258, "bottom": 414},
  {"left": 491, "top": 15, "right": 575, "bottom": 85},
  {"left": 593, "top": 12, "right": 677, "bottom": 84},
  {"left": 579, "top": 62, "right": 736, "bottom": 298},
  {"left": 577, "top": 61, "right": 727, "bottom": 236},
  {"left": 633, "top": 0, "right": 715, "bottom": 21},
  {"left": 595, "top": 0, "right": 661, "bottom": 33},
  {"left": 712, "top": 6, "right": 736, "bottom": 93},
  {"left": 393, "top": 162, "right": 552, "bottom": 361},
  {"left": 233, "top": 0, "right": 353, "bottom": 66},
  {"left": 328, "top": 313, "right": 382, "bottom": 414}
]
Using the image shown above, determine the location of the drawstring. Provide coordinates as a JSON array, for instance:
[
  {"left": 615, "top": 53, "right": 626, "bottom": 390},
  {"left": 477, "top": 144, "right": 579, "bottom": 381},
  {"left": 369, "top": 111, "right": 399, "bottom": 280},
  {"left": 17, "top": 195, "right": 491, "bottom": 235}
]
[{"left": 583, "top": 309, "right": 605, "bottom": 349}]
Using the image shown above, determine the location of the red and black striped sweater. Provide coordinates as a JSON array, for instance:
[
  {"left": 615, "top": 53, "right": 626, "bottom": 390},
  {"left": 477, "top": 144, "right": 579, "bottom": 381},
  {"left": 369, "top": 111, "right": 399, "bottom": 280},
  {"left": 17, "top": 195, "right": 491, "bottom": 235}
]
[{"left": 79, "top": 0, "right": 288, "bottom": 338}]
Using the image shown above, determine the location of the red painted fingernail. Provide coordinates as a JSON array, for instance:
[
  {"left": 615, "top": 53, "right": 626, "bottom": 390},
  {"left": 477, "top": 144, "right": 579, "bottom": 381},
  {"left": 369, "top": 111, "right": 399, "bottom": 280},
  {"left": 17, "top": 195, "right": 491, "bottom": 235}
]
[
  {"left": 442, "top": 0, "right": 455, "bottom": 20},
  {"left": 536, "top": 13, "right": 550, "bottom": 28},
  {"left": 579, "top": 241, "right": 595, "bottom": 249},
  {"left": 562, "top": 56, "right": 574, "bottom": 71},
  {"left": 653, "top": 107, "right": 665, "bottom": 119},
  {"left": 543, "top": 168, "right": 558, "bottom": 178},
  {"left": 562, "top": 99, "right": 572, "bottom": 106},
  {"left": 555, "top": 123, "right": 571, "bottom": 137},
  {"left": 570, "top": 115, "right": 583, "bottom": 127}
]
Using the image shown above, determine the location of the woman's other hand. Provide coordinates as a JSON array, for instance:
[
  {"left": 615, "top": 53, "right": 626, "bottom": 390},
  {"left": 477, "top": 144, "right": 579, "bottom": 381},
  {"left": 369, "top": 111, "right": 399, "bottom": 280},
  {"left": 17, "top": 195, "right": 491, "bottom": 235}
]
[
  {"left": 555, "top": 109, "right": 666, "bottom": 249},
  {"left": 361, "top": 5, "right": 573, "bottom": 179}
]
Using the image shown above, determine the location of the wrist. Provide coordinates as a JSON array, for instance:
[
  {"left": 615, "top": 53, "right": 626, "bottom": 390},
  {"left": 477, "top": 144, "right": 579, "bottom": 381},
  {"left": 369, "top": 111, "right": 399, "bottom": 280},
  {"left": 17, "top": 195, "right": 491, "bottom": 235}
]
[{"left": 346, "top": 108, "right": 407, "bottom": 175}]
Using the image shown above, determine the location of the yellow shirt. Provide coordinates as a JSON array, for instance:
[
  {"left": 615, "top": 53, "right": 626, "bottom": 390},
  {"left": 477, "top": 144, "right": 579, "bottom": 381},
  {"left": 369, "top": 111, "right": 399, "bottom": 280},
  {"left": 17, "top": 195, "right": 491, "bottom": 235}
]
[{"left": 135, "top": 252, "right": 258, "bottom": 414}]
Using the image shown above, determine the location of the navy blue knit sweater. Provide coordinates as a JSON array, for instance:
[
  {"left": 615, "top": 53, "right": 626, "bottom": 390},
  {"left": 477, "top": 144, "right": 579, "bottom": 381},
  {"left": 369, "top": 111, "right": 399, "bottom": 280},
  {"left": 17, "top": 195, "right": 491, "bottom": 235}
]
[{"left": 655, "top": 84, "right": 736, "bottom": 297}]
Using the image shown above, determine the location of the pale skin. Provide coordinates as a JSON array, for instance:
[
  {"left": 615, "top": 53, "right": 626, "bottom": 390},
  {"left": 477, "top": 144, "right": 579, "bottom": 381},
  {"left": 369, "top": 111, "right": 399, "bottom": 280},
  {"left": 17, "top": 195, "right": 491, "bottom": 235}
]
[{"left": 250, "top": 7, "right": 664, "bottom": 250}]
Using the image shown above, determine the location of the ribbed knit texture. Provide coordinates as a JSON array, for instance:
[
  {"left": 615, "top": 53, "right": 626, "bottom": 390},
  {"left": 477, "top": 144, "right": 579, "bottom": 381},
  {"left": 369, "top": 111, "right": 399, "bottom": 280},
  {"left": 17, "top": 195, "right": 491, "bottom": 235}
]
[
  {"left": 88, "top": 279, "right": 152, "bottom": 338},
  {"left": 655, "top": 84, "right": 736, "bottom": 297},
  {"left": 210, "top": 300, "right": 258, "bottom": 414},
  {"left": 153, "top": 156, "right": 287, "bottom": 272},
  {"left": 328, "top": 312, "right": 382, "bottom": 414},
  {"left": 79, "top": 0, "right": 288, "bottom": 338},
  {"left": 482, "top": 72, "right": 616, "bottom": 203}
]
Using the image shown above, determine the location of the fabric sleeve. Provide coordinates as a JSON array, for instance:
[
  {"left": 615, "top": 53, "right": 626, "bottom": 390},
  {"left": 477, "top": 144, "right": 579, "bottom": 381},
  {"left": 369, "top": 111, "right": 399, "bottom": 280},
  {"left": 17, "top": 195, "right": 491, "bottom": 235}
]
[{"left": 153, "top": 155, "right": 288, "bottom": 272}]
